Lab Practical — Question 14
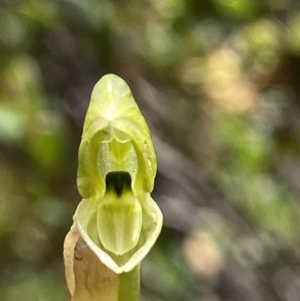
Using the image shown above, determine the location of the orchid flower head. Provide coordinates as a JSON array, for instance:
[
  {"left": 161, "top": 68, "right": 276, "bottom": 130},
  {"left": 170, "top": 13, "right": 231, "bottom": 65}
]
[{"left": 73, "top": 74, "right": 163, "bottom": 274}]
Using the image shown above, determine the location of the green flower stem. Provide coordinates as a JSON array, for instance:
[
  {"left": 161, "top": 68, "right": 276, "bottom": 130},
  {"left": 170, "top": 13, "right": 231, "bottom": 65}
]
[{"left": 118, "top": 265, "right": 140, "bottom": 301}]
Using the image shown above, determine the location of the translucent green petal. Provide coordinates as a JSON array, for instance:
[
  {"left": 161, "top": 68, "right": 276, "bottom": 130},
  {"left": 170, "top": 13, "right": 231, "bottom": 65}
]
[
  {"left": 77, "top": 74, "right": 157, "bottom": 197},
  {"left": 74, "top": 193, "right": 162, "bottom": 274},
  {"left": 97, "top": 191, "right": 142, "bottom": 255}
]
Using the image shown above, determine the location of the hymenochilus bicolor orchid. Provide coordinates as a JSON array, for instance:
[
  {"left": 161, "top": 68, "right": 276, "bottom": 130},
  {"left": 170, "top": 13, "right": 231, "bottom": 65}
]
[{"left": 64, "top": 74, "right": 163, "bottom": 301}]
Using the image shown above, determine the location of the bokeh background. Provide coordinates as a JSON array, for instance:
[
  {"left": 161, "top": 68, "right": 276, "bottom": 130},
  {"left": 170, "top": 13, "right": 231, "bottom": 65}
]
[{"left": 2, "top": 0, "right": 300, "bottom": 300}]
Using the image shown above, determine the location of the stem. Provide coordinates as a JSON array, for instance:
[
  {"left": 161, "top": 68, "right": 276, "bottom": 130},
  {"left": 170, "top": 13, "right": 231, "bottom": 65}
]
[{"left": 118, "top": 265, "right": 140, "bottom": 301}]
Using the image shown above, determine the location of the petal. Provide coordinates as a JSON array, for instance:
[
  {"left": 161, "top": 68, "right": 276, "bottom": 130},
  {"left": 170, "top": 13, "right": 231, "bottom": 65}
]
[
  {"left": 74, "top": 194, "right": 163, "bottom": 274},
  {"left": 113, "top": 118, "right": 157, "bottom": 193},
  {"left": 121, "top": 194, "right": 163, "bottom": 272},
  {"left": 97, "top": 191, "right": 142, "bottom": 255},
  {"left": 77, "top": 119, "right": 109, "bottom": 199},
  {"left": 74, "top": 199, "right": 124, "bottom": 274}
]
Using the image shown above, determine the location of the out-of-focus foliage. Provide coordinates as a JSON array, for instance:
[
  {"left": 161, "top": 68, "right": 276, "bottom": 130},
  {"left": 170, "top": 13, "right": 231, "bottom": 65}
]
[{"left": 1, "top": 1, "right": 300, "bottom": 300}]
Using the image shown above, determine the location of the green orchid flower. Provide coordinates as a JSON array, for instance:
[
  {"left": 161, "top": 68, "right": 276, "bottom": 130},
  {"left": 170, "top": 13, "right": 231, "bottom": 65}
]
[{"left": 71, "top": 74, "right": 163, "bottom": 275}]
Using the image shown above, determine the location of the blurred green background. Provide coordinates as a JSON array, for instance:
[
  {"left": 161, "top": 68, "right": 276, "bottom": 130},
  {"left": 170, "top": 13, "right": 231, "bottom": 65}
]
[{"left": 2, "top": 0, "right": 300, "bottom": 300}]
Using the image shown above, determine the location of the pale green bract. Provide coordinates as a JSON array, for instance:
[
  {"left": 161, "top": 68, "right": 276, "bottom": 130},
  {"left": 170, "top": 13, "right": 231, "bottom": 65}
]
[{"left": 73, "top": 74, "right": 163, "bottom": 274}]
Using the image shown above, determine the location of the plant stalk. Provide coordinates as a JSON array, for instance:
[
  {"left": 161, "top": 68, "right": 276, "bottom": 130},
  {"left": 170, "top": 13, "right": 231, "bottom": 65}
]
[{"left": 118, "top": 265, "right": 140, "bottom": 301}]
